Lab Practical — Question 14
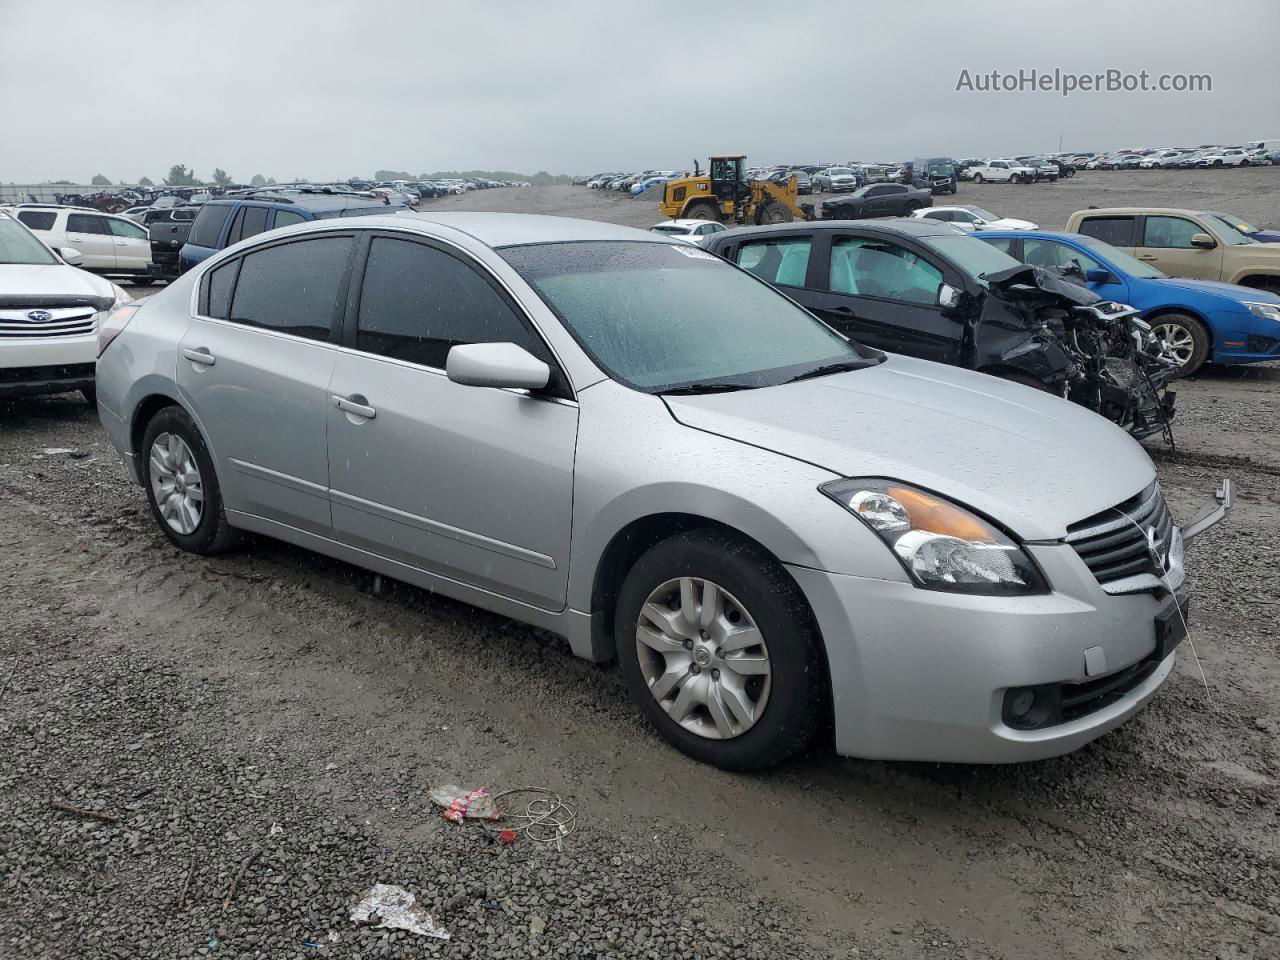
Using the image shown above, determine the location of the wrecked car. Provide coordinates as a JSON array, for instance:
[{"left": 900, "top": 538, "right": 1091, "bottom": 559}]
[{"left": 703, "top": 219, "right": 1179, "bottom": 440}]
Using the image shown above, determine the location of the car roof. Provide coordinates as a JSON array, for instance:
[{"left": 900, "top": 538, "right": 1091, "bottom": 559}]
[
  {"left": 394, "top": 211, "right": 670, "bottom": 247},
  {"left": 709, "top": 217, "right": 963, "bottom": 243},
  {"left": 204, "top": 193, "right": 387, "bottom": 212},
  {"left": 1071, "top": 207, "right": 1204, "bottom": 217},
  {"left": 978, "top": 229, "right": 1078, "bottom": 241}
]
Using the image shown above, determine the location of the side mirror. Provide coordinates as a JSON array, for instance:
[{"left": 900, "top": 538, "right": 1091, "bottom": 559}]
[
  {"left": 58, "top": 247, "right": 84, "bottom": 266},
  {"left": 446, "top": 341, "right": 550, "bottom": 391},
  {"left": 937, "top": 283, "right": 962, "bottom": 308},
  {"left": 1190, "top": 233, "right": 1217, "bottom": 249},
  {"left": 1085, "top": 268, "right": 1115, "bottom": 284}
]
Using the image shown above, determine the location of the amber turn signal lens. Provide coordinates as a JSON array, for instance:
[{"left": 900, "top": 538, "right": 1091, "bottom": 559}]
[{"left": 886, "top": 486, "right": 995, "bottom": 542}]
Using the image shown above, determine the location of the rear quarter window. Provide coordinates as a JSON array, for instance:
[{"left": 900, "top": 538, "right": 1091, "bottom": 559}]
[{"left": 188, "top": 204, "right": 235, "bottom": 248}]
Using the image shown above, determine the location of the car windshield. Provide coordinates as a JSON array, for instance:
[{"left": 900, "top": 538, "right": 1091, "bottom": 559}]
[
  {"left": 1077, "top": 236, "right": 1165, "bottom": 278},
  {"left": 920, "top": 233, "right": 1021, "bottom": 283},
  {"left": 500, "top": 241, "right": 878, "bottom": 392},
  {"left": 650, "top": 225, "right": 691, "bottom": 235},
  {"left": 1203, "top": 214, "right": 1259, "bottom": 244},
  {"left": 1208, "top": 213, "right": 1259, "bottom": 233},
  {"left": 927, "top": 163, "right": 954, "bottom": 175},
  {"left": 829, "top": 168, "right": 853, "bottom": 176},
  {"left": 0, "top": 217, "right": 58, "bottom": 265}
]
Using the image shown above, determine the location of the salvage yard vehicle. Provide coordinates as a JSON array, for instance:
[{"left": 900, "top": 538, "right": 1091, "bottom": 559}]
[
  {"left": 11, "top": 205, "right": 158, "bottom": 285},
  {"left": 95, "top": 212, "right": 1231, "bottom": 770},
  {"left": 979, "top": 229, "right": 1280, "bottom": 375},
  {"left": 910, "top": 157, "right": 959, "bottom": 194},
  {"left": 1066, "top": 207, "right": 1280, "bottom": 295},
  {"left": 812, "top": 167, "right": 859, "bottom": 193},
  {"left": 659, "top": 156, "right": 813, "bottom": 225},
  {"left": 649, "top": 219, "right": 728, "bottom": 245},
  {"left": 968, "top": 160, "right": 1036, "bottom": 184},
  {"left": 911, "top": 205, "right": 1037, "bottom": 231},
  {"left": 0, "top": 211, "right": 130, "bottom": 401},
  {"left": 819, "top": 183, "right": 933, "bottom": 219},
  {"left": 703, "top": 219, "right": 1178, "bottom": 438}
]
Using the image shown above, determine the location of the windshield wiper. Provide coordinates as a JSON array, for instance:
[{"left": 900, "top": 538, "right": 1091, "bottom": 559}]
[
  {"left": 784, "top": 359, "right": 872, "bottom": 383},
  {"left": 659, "top": 382, "right": 757, "bottom": 396}
]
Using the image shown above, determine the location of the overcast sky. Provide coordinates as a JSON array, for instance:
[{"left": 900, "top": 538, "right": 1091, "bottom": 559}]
[{"left": 3, "top": 0, "right": 1277, "bottom": 184}]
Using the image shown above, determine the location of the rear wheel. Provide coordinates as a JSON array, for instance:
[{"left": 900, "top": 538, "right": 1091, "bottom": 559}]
[
  {"left": 1149, "top": 313, "right": 1210, "bottom": 376},
  {"left": 684, "top": 201, "right": 722, "bottom": 223},
  {"left": 615, "top": 530, "right": 827, "bottom": 771},
  {"left": 973, "top": 173, "right": 984, "bottom": 183},
  {"left": 141, "top": 406, "right": 239, "bottom": 554}
]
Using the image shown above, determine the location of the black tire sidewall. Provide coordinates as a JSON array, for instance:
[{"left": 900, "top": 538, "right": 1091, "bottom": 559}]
[
  {"left": 141, "top": 406, "right": 230, "bottom": 553},
  {"left": 615, "top": 530, "right": 827, "bottom": 771}
]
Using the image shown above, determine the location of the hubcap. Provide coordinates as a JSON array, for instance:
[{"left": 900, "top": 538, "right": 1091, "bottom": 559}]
[
  {"left": 1151, "top": 322, "right": 1195, "bottom": 366},
  {"left": 149, "top": 433, "right": 204, "bottom": 535},
  {"left": 635, "top": 577, "right": 771, "bottom": 740}
]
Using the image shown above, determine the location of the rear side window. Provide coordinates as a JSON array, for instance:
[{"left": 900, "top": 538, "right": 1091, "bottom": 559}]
[
  {"left": 355, "top": 236, "right": 546, "bottom": 369},
  {"left": 225, "top": 206, "right": 270, "bottom": 246},
  {"left": 229, "top": 237, "right": 352, "bottom": 342},
  {"left": 68, "top": 214, "right": 108, "bottom": 234},
  {"left": 17, "top": 211, "right": 56, "bottom": 231},
  {"left": 735, "top": 237, "right": 812, "bottom": 287},
  {"left": 188, "top": 204, "right": 235, "bottom": 248},
  {"left": 1076, "top": 216, "right": 1136, "bottom": 247}
]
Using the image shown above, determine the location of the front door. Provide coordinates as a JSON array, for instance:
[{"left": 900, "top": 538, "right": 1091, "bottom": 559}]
[
  {"left": 809, "top": 233, "right": 960, "bottom": 362},
  {"left": 177, "top": 233, "right": 355, "bottom": 536},
  {"left": 105, "top": 215, "right": 151, "bottom": 272},
  {"left": 1134, "top": 214, "right": 1224, "bottom": 280},
  {"left": 326, "top": 233, "right": 578, "bottom": 610},
  {"left": 64, "top": 213, "right": 117, "bottom": 269}
]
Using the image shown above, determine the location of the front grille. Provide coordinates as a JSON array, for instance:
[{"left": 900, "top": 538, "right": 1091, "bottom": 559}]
[
  {"left": 0, "top": 309, "right": 96, "bottom": 339},
  {"left": 1064, "top": 482, "right": 1172, "bottom": 586}
]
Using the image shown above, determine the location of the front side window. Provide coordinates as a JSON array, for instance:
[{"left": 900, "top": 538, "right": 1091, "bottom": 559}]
[
  {"left": 501, "top": 241, "right": 873, "bottom": 392},
  {"left": 1076, "top": 216, "right": 1137, "bottom": 247},
  {"left": 356, "top": 236, "right": 545, "bottom": 370},
  {"left": 1141, "top": 216, "right": 1204, "bottom": 249},
  {"left": 228, "top": 236, "right": 352, "bottom": 342},
  {"left": 107, "top": 218, "right": 146, "bottom": 240},
  {"left": 67, "top": 214, "right": 108, "bottom": 234},
  {"left": 830, "top": 237, "right": 943, "bottom": 305},
  {"left": 735, "top": 236, "right": 812, "bottom": 287},
  {"left": 16, "top": 210, "right": 56, "bottom": 231},
  {"left": 1023, "top": 239, "right": 1103, "bottom": 274},
  {"left": 188, "top": 204, "right": 235, "bottom": 248}
]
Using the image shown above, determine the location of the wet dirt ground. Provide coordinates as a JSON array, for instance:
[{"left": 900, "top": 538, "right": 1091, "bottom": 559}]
[{"left": 2, "top": 172, "right": 1278, "bottom": 959}]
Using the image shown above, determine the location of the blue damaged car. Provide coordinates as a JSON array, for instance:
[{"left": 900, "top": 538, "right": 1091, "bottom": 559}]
[{"left": 978, "top": 230, "right": 1280, "bottom": 375}]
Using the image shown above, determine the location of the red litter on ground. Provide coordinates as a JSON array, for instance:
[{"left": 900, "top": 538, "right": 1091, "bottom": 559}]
[{"left": 498, "top": 829, "right": 517, "bottom": 845}]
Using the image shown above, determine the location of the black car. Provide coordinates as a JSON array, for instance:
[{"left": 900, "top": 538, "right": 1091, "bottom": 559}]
[
  {"left": 702, "top": 220, "right": 1177, "bottom": 438},
  {"left": 819, "top": 183, "right": 933, "bottom": 219}
]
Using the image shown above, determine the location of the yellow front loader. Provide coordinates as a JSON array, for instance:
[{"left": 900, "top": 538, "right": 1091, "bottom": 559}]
[{"left": 658, "top": 156, "right": 814, "bottom": 225}]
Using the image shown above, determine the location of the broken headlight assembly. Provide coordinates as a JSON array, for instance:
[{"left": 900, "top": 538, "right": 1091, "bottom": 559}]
[{"left": 821, "top": 479, "right": 1047, "bottom": 596}]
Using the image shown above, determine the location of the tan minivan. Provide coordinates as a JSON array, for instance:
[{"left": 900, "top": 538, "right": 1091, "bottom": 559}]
[{"left": 1064, "top": 208, "right": 1280, "bottom": 295}]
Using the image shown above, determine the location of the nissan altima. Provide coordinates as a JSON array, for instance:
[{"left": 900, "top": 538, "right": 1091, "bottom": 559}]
[{"left": 94, "top": 213, "right": 1230, "bottom": 770}]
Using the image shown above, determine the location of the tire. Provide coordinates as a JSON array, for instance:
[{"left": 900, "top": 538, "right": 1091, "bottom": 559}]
[
  {"left": 1149, "top": 313, "right": 1210, "bottom": 376},
  {"left": 904, "top": 201, "right": 922, "bottom": 212},
  {"left": 81, "top": 387, "right": 97, "bottom": 405},
  {"left": 684, "top": 201, "right": 721, "bottom": 223},
  {"left": 972, "top": 173, "right": 984, "bottom": 183},
  {"left": 949, "top": 184, "right": 958, "bottom": 194},
  {"left": 141, "top": 405, "right": 239, "bottom": 554},
  {"left": 755, "top": 200, "right": 794, "bottom": 225},
  {"left": 615, "top": 529, "right": 827, "bottom": 771}
]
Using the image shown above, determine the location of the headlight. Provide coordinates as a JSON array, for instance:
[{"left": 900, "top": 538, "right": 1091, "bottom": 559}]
[
  {"left": 820, "top": 479, "right": 1047, "bottom": 595},
  {"left": 1244, "top": 301, "right": 1280, "bottom": 323},
  {"left": 110, "top": 282, "right": 132, "bottom": 306}
]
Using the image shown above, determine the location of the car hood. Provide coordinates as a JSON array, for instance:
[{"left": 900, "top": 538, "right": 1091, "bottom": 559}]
[
  {"left": 1151, "top": 276, "right": 1280, "bottom": 304},
  {"left": 0, "top": 263, "right": 115, "bottom": 306},
  {"left": 664, "top": 355, "right": 1154, "bottom": 541},
  {"left": 990, "top": 217, "right": 1037, "bottom": 230}
]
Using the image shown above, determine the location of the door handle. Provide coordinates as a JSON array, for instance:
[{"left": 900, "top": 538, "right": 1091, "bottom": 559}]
[
  {"left": 830, "top": 305, "right": 857, "bottom": 315},
  {"left": 333, "top": 394, "right": 376, "bottom": 420},
  {"left": 115, "top": 240, "right": 129, "bottom": 246},
  {"left": 1137, "top": 255, "right": 1157, "bottom": 261},
  {"left": 182, "top": 347, "right": 215, "bottom": 366}
]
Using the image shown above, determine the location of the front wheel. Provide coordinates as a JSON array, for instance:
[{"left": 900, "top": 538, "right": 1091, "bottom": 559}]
[
  {"left": 1149, "top": 313, "right": 1210, "bottom": 376},
  {"left": 615, "top": 530, "right": 827, "bottom": 771},
  {"left": 141, "top": 405, "right": 239, "bottom": 554}
]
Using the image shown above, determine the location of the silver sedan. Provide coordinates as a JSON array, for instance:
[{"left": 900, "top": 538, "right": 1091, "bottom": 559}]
[{"left": 94, "top": 212, "right": 1228, "bottom": 770}]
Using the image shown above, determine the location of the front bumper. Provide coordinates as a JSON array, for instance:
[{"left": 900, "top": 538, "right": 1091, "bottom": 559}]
[
  {"left": 0, "top": 331, "right": 98, "bottom": 397},
  {"left": 789, "top": 482, "right": 1231, "bottom": 763}
]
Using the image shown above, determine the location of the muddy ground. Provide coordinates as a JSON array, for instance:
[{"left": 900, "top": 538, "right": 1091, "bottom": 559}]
[{"left": 2, "top": 172, "right": 1278, "bottom": 959}]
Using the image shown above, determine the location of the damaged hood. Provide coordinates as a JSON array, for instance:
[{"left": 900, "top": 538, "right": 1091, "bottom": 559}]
[
  {"left": 983, "top": 263, "right": 1101, "bottom": 306},
  {"left": 664, "top": 354, "right": 1155, "bottom": 541}
]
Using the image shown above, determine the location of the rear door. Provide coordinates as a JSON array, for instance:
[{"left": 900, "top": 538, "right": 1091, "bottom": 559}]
[
  {"left": 105, "top": 215, "right": 151, "bottom": 272},
  {"left": 731, "top": 232, "right": 818, "bottom": 308},
  {"left": 177, "top": 232, "right": 356, "bottom": 536},
  {"left": 1133, "top": 214, "right": 1223, "bottom": 280},
  {"left": 223, "top": 204, "right": 272, "bottom": 248},
  {"left": 326, "top": 232, "right": 578, "bottom": 609},
  {"left": 807, "top": 232, "right": 960, "bottom": 362},
  {"left": 64, "top": 213, "right": 117, "bottom": 269}
]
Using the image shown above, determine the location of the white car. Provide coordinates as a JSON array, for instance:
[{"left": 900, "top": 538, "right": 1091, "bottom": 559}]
[
  {"left": 911, "top": 205, "right": 1038, "bottom": 231},
  {"left": 1197, "top": 148, "right": 1250, "bottom": 167},
  {"left": 0, "top": 211, "right": 130, "bottom": 401},
  {"left": 10, "top": 205, "right": 156, "bottom": 284},
  {"left": 649, "top": 219, "right": 729, "bottom": 245},
  {"left": 967, "top": 160, "right": 1036, "bottom": 184}
]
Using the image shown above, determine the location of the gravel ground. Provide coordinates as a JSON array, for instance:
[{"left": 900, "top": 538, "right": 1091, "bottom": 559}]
[{"left": 2, "top": 172, "right": 1278, "bottom": 959}]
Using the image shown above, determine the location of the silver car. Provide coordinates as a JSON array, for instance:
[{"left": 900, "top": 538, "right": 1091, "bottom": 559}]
[{"left": 94, "top": 213, "right": 1230, "bottom": 770}]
